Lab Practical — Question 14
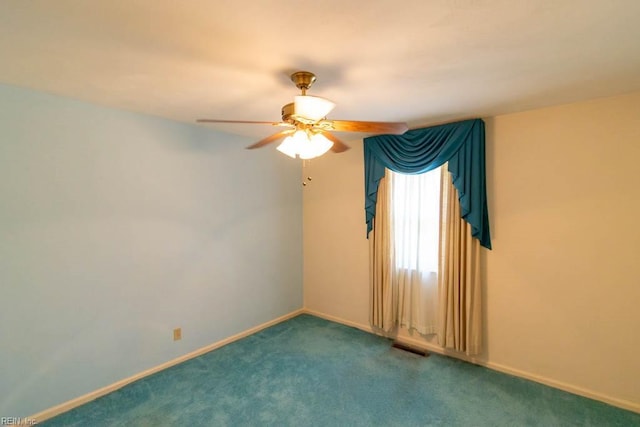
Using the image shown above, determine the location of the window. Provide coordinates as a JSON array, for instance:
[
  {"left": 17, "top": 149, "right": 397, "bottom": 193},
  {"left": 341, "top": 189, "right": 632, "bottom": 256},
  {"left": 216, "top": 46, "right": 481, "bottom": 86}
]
[{"left": 390, "top": 167, "right": 441, "bottom": 274}]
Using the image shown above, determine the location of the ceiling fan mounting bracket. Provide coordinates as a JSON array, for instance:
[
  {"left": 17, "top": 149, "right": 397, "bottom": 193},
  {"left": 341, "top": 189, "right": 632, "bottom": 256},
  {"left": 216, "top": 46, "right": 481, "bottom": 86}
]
[{"left": 290, "top": 71, "right": 316, "bottom": 95}]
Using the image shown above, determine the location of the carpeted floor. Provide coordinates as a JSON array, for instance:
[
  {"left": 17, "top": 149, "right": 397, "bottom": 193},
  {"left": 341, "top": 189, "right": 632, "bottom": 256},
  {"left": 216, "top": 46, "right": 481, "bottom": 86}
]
[{"left": 43, "top": 314, "right": 640, "bottom": 426}]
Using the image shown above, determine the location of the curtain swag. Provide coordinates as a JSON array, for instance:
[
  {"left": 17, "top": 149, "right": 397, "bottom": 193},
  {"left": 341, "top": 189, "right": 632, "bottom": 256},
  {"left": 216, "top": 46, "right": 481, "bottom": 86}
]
[{"left": 364, "top": 118, "right": 492, "bottom": 249}]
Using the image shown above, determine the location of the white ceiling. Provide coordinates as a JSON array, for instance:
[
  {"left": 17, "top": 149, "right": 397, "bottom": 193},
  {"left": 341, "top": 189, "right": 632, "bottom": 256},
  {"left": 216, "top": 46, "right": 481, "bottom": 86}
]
[{"left": 1, "top": 1, "right": 639, "bottom": 138}]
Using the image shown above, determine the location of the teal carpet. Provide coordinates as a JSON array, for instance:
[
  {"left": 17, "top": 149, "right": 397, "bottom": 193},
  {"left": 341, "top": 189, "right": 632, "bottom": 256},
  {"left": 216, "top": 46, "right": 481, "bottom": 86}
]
[{"left": 43, "top": 314, "right": 639, "bottom": 426}]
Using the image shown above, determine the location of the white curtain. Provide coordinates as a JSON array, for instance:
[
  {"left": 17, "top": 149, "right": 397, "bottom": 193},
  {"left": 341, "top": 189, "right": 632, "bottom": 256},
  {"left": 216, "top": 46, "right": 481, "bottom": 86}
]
[
  {"left": 369, "top": 169, "right": 440, "bottom": 335},
  {"left": 390, "top": 169, "right": 440, "bottom": 335}
]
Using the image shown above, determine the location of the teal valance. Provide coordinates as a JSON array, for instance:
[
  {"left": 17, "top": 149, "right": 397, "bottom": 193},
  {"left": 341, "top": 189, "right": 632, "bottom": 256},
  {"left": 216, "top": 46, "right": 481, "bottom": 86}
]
[{"left": 364, "top": 118, "right": 491, "bottom": 249}]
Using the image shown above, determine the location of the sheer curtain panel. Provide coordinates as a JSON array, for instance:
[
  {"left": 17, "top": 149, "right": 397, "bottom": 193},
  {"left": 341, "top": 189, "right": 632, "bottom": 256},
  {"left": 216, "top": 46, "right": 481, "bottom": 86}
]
[
  {"left": 391, "top": 169, "right": 440, "bottom": 335},
  {"left": 369, "top": 170, "right": 440, "bottom": 335}
]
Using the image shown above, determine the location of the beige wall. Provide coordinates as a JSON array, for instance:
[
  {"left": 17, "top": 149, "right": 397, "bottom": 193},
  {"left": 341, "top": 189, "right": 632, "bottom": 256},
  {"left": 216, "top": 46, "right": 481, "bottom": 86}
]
[{"left": 303, "top": 91, "right": 640, "bottom": 410}]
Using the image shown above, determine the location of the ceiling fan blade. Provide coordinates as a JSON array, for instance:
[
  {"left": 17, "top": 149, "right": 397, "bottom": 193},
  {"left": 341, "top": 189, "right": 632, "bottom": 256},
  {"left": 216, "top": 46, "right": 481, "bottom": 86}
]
[
  {"left": 197, "top": 119, "right": 290, "bottom": 126},
  {"left": 328, "top": 120, "right": 408, "bottom": 135},
  {"left": 322, "top": 132, "right": 351, "bottom": 153},
  {"left": 246, "top": 130, "right": 293, "bottom": 150}
]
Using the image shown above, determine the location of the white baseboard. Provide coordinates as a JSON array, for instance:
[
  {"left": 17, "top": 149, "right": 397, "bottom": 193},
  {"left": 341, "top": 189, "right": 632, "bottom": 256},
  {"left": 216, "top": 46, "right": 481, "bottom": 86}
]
[
  {"left": 481, "top": 360, "right": 640, "bottom": 414},
  {"left": 23, "top": 309, "right": 305, "bottom": 425},
  {"left": 302, "top": 308, "right": 640, "bottom": 414}
]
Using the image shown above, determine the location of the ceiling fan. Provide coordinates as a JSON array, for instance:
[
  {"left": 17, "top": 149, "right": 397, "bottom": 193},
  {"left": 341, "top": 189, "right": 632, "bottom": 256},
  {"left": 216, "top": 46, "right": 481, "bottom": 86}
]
[{"left": 197, "top": 71, "right": 408, "bottom": 159}]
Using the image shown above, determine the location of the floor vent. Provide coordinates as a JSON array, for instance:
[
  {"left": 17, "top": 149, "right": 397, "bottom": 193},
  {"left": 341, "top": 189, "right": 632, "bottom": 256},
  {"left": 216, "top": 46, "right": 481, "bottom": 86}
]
[{"left": 391, "top": 341, "right": 429, "bottom": 357}]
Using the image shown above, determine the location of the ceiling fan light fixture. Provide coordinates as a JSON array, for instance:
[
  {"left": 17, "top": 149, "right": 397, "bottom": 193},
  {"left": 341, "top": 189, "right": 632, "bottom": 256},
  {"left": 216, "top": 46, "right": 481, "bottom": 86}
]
[
  {"left": 300, "top": 133, "right": 333, "bottom": 159},
  {"left": 276, "top": 130, "right": 334, "bottom": 160},
  {"left": 294, "top": 95, "right": 336, "bottom": 122},
  {"left": 276, "top": 133, "right": 300, "bottom": 158}
]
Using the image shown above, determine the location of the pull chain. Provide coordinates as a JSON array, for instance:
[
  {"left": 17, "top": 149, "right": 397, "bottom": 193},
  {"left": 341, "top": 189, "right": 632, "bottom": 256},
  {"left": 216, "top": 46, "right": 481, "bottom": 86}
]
[{"left": 302, "top": 159, "right": 312, "bottom": 187}]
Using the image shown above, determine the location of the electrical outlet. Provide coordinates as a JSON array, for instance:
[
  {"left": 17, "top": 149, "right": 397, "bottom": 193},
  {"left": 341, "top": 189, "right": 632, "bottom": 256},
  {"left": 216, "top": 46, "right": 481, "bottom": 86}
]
[{"left": 173, "top": 328, "right": 182, "bottom": 341}]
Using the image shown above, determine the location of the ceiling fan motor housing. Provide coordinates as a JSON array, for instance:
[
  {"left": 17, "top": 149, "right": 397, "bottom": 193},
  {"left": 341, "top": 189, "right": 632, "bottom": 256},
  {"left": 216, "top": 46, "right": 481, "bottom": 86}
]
[
  {"left": 281, "top": 102, "right": 322, "bottom": 126},
  {"left": 281, "top": 102, "right": 296, "bottom": 122}
]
